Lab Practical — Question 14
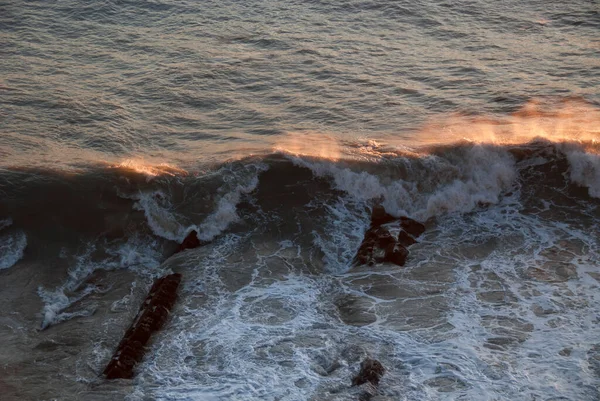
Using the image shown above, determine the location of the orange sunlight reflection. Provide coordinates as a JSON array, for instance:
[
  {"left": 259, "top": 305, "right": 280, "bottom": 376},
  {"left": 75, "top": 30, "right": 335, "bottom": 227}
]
[
  {"left": 273, "top": 131, "right": 343, "bottom": 161},
  {"left": 273, "top": 99, "right": 600, "bottom": 162},
  {"left": 112, "top": 159, "right": 188, "bottom": 177},
  {"left": 414, "top": 99, "right": 600, "bottom": 151}
]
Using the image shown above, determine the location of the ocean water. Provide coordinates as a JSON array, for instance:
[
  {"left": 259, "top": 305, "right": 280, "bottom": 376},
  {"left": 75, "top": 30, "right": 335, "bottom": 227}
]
[{"left": 1, "top": 0, "right": 599, "bottom": 400}]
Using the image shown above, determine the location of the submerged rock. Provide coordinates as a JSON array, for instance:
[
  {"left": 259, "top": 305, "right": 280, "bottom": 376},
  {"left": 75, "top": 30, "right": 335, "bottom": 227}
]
[
  {"left": 103, "top": 273, "right": 182, "bottom": 380},
  {"left": 352, "top": 358, "right": 385, "bottom": 387},
  {"left": 424, "top": 374, "right": 468, "bottom": 392},
  {"left": 336, "top": 295, "right": 377, "bottom": 326},
  {"left": 588, "top": 344, "right": 600, "bottom": 377},
  {"left": 559, "top": 347, "right": 572, "bottom": 357}
]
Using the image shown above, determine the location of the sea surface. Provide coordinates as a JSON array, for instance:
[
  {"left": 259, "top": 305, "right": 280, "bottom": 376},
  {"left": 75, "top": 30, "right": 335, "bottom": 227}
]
[{"left": 1, "top": 0, "right": 600, "bottom": 400}]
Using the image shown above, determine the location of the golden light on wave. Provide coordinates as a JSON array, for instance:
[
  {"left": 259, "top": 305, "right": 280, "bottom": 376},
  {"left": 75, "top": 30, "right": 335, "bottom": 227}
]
[
  {"left": 272, "top": 100, "right": 600, "bottom": 163},
  {"left": 273, "top": 131, "right": 343, "bottom": 161},
  {"left": 112, "top": 159, "right": 188, "bottom": 177},
  {"left": 415, "top": 98, "right": 600, "bottom": 151}
]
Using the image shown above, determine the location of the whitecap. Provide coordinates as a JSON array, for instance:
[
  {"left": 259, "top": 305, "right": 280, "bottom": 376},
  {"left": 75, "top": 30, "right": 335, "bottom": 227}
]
[
  {"left": 0, "top": 230, "right": 27, "bottom": 270},
  {"left": 566, "top": 149, "right": 600, "bottom": 198},
  {"left": 288, "top": 143, "right": 517, "bottom": 220}
]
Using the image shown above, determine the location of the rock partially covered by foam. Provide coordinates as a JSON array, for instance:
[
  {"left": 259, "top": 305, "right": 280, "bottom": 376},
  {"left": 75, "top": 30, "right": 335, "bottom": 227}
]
[
  {"left": 103, "top": 273, "right": 181, "bottom": 380},
  {"left": 354, "top": 206, "right": 424, "bottom": 267},
  {"left": 352, "top": 358, "right": 385, "bottom": 386},
  {"left": 397, "top": 230, "right": 417, "bottom": 247},
  {"left": 355, "top": 227, "right": 401, "bottom": 266}
]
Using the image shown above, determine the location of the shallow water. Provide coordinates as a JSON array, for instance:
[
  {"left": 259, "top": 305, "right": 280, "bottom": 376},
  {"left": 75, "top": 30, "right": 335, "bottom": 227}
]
[{"left": 1, "top": 0, "right": 600, "bottom": 400}]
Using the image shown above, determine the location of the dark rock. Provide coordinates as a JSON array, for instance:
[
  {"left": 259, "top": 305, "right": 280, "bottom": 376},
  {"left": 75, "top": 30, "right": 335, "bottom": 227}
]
[
  {"left": 355, "top": 209, "right": 424, "bottom": 267},
  {"left": 400, "top": 216, "right": 425, "bottom": 238},
  {"left": 374, "top": 228, "right": 395, "bottom": 248},
  {"left": 103, "top": 273, "right": 182, "bottom": 380},
  {"left": 104, "top": 362, "right": 133, "bottom": 380},
  {"left": 119, "top": 342, "right": 145, "bottom": 362},
  {"left": 355, "top": 250, "right": 371, "bottom": 265},
  {"left": 119, "top": 354, "right": 137, "bottom": 370},
  {"left": 371, "top": 205, "right": 396, "bottom": 227},
  {"left": 354, "top": 226, "right": 414, "bottom": 267},
  {"left": 178, "top": 230, "right": 201, "bottom": 252},
  {"left": 397, "top": 230, "right": 417, "bottom": 247},
  {"left": 354, "top": 227, "right": 399, "bottom": 266},
  {"left": 127, "top": 323, "right": 153, "bottom": 346},
  {"left": 363, "top": 229, "right": 378, "bottom": 243},
  {"left": 352, "top": 358, "right": 385, "bottom": 387},
  {"left": 384, "top": 244, "right": 408, "bottom": 267}
]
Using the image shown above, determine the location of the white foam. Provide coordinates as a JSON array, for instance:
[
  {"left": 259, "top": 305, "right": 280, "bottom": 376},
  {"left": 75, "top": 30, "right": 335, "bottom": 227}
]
[
  {"left": 438, "top": 204, "right": 600, "bottom": 400},
  {"left": 291, "top": 156, "right": 388, "bottom": 201},
  {"left": 566, "top": 149, "right": 600, "bottom": 198},
  {"left": 134, "top": 191, "right": 187, "bottom": 242},
  {"left": 0, "top": 230, "right": 27, "bottom": 270},
  {"left": 38, "top": 286, "right": 97, "bottom": 330},
  {"left": 424, "top": 146, "right": 515, "bottom": 216},
  {"left": 38, "top": 234, "right": 163, "bottom": 329},
  {"left": 106, "top": 235, "right": 162, "bottom": 273},
  {"left": 289, "top": 144, "right": 517, "bottom": 220},
  {"left": 124, "top": 185, "right": 600, "bottom": 401},
  {"left": 110, "top": 281, "right": 138, "bottom": 313},
  {"left": 131, "top": 162, "right": 268, "bottom": 244},
  {"left": 197, "top": 175, "right": 261, "bottom": 242},
  {"left": 311, "top": 198, "right": 370, "bottom": 272}
]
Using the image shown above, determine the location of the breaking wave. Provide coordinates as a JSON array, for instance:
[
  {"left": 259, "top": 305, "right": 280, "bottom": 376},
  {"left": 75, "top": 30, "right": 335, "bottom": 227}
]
[
  {"left": 1, "top": 127, "right": 599, "bottom": 401},
  {"left": 38, "top": 234, "right": 164, "bottom": 330},
  {"left": 0, "top": 218, "right": 27, "bottom": 270}
]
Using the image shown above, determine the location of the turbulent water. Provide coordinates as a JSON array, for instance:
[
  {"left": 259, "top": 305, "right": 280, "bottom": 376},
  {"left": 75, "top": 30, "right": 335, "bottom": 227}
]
[{"left": 1, "top": 0, "right": 600, "bottom": 400}]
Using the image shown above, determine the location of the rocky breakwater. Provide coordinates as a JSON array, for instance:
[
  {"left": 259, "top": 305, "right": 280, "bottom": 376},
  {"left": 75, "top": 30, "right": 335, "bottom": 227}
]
[
  {"left": 354, "top": 205, "right": 425, "bottom": 267},
  {"left": 103, "top": 273, "right": 182, "bottom": 379},
  {"left": 104, "top": 230, "right": 205, "bottom": 379}
]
